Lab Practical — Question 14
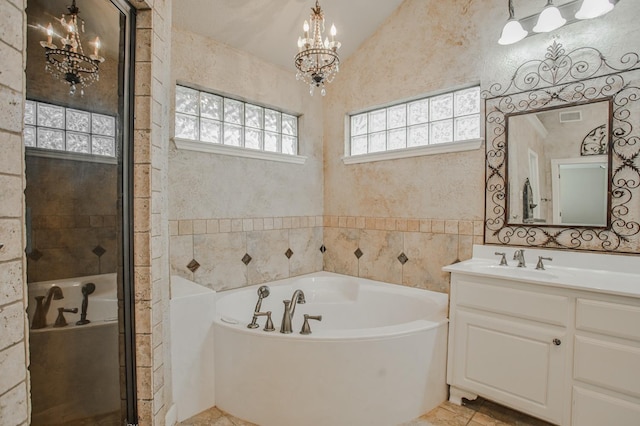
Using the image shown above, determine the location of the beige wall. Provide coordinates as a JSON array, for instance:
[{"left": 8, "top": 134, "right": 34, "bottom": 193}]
[
  {"left": 0, "top": 0, "right": 29, "bottom": 425},
  {"left": 168, "top": 29, "right": 325, "bottom": 291}
]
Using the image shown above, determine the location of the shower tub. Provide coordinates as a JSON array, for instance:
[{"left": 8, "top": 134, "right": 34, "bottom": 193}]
[
  {"left": 27, "top": 273, "right": 120, "bottom": 425},
  {"left": 215, "top": 271, "right": 449, "bottom": 426}
]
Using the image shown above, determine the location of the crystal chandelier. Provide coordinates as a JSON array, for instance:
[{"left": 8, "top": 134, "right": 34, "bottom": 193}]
[
  {"left": 40, "top": 0, "right": 104, "bottom": 96},
  {"left": 295, "top": 0, "right": 341, "bottom": 96}
]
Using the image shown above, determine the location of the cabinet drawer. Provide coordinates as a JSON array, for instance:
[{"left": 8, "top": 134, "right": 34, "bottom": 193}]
[
  {"left": 572, "top": 386, "right": 640, "bottom": 426},
  {"left": 455, "top": 279, "right": 570, "bottom": 326},
  {"left": 576, "top": 298, "right": 640, "bottom": 341},
  {"left": 574, "top": 335, "right": 640, "bottom": 398}
]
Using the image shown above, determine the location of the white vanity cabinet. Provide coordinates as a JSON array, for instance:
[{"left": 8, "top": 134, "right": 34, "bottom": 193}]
[
  {"left": 572, "top": 298, "right": 640, "bottom": 425},
  {"left": 445, "top": 246, "right": 640, "bottom": 426},
  {"left": 447, "top": 275, "right": 570, "bottom": 425}
]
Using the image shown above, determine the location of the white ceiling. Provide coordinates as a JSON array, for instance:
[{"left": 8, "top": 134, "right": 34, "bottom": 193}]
[{"left": 172, "top": 0, "right": 405, "bottom": 71}]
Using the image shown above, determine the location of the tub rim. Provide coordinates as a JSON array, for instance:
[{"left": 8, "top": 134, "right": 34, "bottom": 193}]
[{"left": 214, "top": 271, "right": 449, "bottom": 341}]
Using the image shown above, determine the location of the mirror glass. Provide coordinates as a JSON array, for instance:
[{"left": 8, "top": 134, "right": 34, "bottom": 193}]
[{"left": 507, "top": 100, "right": 611, "bottom": 226}]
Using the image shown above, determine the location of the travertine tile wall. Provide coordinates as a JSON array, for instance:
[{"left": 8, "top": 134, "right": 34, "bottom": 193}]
[
  {"left": 323, "top": 216, "right": 483, "bottom": 293},
  {"left": 0, "top": 0, "right": 29, "bottom": 425},
  {"left": 132, "top": 1, "right": 172, "bottom": 425},
  {"left": 169, "top": 216, "right": 323, "bottom": 290}
]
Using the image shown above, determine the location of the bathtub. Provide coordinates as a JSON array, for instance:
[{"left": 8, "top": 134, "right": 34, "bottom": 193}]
[
  {"left": 215, "top": 271, "right": 449, "bottom": 426},
  {"left": 27, "top": 273, "right": 120, "bottom": 424}
]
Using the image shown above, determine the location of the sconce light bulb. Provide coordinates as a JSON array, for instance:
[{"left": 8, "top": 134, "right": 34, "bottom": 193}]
[
  {"left": 330, "top": 23, "right": 337, "bottom": 37},
  {"left": 303, "top": 20, "right": 309, "bottom": 32}
]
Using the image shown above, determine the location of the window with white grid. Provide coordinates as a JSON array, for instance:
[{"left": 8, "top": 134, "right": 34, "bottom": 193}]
[
  {"left": 174, "top": 85, "right": 299, "bottom": 156},
  {"left": 348, "top": 86, "right": 481, "bottom": 157},
  {"left": 23, "top": 100, "right": 117, "bottom": 158}
]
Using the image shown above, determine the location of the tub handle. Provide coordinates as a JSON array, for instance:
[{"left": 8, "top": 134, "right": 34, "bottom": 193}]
[
  {"left": 252, "top": 311, "right": 275, "bottom": 332},
  {"left": 300, "top": 314, "right": 322, "bottom": 335}
]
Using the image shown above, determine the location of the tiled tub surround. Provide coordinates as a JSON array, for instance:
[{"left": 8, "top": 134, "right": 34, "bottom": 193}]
[
  {"left": 169, "top": 216, "right": 324, "bottom": 290},
  {"left": 323, "top": 216, "right": 484, "bottom": 293},
  {"left": 169, "top": 216, "right": 482, "bottom": 293}
]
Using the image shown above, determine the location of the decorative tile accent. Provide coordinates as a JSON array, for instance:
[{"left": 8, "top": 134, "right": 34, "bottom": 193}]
[
  {"left": 92, "top": 245, "right": 106, "bottom": 257},
  {"left": 186, "top": 259, "right": 200, "bottom": 273},
  {"left": 28, "top": 249, "right": 43, "bottom": 261},
  {"left": 398, "top": 252, "right": 409, "bottom": 265},
  {"left": 354, "top": 248, "right": 363, "bottom": 259},
  {"left": 241, "top": 253, "right": 252, "bottom": 265},
  {"left": 285, "top": 248, "right": 294, "bottom": 259},
  {"left": 319, "top": 244, "right": 326, "bottom": 253}
]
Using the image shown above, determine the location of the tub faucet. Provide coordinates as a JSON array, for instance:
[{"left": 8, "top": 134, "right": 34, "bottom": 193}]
[
  {"left": 280, "top": 289, "right": 306, "bottom": 334},
  {"left": 513, "top": 249, "right": 526, "bottom": 268},
  {"left": 32, "top": 285, "right": 64, "bottom": 329}
]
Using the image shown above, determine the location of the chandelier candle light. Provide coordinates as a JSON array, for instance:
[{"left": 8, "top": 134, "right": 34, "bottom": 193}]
[
  {"left": 295, "top": 0, "right": 341, "bottom": 96},
  {"left": 40, "top": 0, "right": 104, "bottom": 96}
]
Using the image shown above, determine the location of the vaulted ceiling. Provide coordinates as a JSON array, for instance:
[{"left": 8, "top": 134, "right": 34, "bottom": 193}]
[{"left": 172, "top": 0, "right": 405, "bottom": 71}]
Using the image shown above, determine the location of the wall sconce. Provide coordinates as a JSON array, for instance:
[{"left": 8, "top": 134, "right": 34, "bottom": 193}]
[
  {"left": 498, "top": 0, "right": 617, "bottom": 45},
  {"left": 533, "top": 0, "right": 566, "bottom": 33}
]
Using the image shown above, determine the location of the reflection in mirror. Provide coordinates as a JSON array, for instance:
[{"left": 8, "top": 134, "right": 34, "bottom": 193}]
[{"left": 507, "top": 100, "right": 610, "bottom": 226}]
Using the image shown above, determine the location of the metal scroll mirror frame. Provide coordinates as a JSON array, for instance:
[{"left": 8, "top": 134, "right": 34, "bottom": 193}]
[{"left": 484, "top": 41, "right": 640, "bottom": 252}]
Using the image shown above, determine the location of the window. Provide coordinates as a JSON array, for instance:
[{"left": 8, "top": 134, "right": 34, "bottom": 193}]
[
  {"left": 23, "top": 100, "right": 117, "bottom": 158},
  {"left": 174, "top": 85, "right": 299, "bottom": 156},
  {"left": 348, "top": 86, "right": 481, "bottom": 159}
]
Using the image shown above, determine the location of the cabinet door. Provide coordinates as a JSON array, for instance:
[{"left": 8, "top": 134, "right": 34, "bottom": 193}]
[{"left": 450, "top": 309, "right": 566, "bottom": 424}]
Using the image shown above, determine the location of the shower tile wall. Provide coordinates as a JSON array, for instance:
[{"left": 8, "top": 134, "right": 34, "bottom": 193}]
[{"left": 0, "top": 0, "right": 29, "bottom": 425}]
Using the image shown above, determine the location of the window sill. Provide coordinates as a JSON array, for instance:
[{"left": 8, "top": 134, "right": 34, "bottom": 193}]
[
  {"left": 174, "top": 138, "right": 307, "bottom": 165},
  {"left": 26, "top": 147, "right": 118, "bottom": 164},
  {"left": 342, "top": 138, "right": 484, "bottom": 165}
]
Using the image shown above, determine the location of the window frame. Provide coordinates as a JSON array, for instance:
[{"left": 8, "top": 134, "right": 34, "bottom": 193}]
[
  {"left": 23, "top": 99, "right": 118, "bottom": 164},
  {"left": 343, "top": 85, "right": 484, "bottom": 164},
  {"left": 173, "top": 84, "right": 306, "bottom": 164}
]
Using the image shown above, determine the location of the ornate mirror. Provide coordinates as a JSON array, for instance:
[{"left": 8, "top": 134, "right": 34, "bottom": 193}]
[{"left": 484, "top": 42, "right": 640, "bottom": 252}]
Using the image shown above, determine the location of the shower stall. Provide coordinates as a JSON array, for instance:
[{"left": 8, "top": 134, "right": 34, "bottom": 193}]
[{"left": 24, "top": 0, "right": 137, "bottom": 424}]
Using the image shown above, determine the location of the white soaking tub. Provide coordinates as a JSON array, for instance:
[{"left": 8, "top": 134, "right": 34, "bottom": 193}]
[
  {"left": 27, "top": 273, "right": 119, "bottom": 424},
  {"left": 214, "top": 271, "right": 449, "bottom": 426}
]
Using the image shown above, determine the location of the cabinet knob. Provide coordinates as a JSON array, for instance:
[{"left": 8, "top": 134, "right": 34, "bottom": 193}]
[{"left": 553, "top": 338, "right": 561, "bottom": 346}]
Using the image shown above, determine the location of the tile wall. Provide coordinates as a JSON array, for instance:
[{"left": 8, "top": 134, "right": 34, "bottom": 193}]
[
  {"left": 168, "top": 215, "right": 482, "bottom": 294},
  {"left": 323, "top": 216, "right": 483, "bottom": 293},
  {"left": 169, "top": 216, "right": 323, "bottom": 290}
]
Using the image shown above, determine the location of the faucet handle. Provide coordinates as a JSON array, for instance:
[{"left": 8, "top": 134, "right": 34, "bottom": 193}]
[
  {"left": 494, "top": 252, "right": 508, "bottom": 266},
  {"left": 536, "top": 256, "right": 553, "bottom": 270},
  {"left": 300, "top": 314, "right": 322, "bottom": 335},
  {"left": 54, "top": 307, "right": 78, "bottom": 328},
  {"left": 250, "top": 311, "right": 275, "bottom": 332}
]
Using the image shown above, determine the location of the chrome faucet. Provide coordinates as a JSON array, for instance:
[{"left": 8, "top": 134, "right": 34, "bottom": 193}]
[
  {"left": 32, "top": 285, "right": 64, "bottom": 329},
  {"left": 280, "top": 289, "right": 306, "bottom": 334},
  {"left": 513, "top": 249, "right": 526, "bottom": 268}
]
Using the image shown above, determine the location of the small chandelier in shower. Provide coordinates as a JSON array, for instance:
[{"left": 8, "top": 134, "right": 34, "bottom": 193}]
[
  {"left": 40, "top": 0, "right": 104, "bottom": 96},
  {"left": 294, "top": 0, "right": 342, "bottom": 96}
]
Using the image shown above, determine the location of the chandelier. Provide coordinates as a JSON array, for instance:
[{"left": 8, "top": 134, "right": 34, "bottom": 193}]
[
  {"left": 40, "top": 0, "right": 104, "bottom": 96},
  {"left": 295, "top": 0, "right": 341, "bottom": 96}
]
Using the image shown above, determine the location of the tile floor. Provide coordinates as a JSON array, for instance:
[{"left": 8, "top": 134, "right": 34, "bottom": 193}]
[{"left": 179, "top": 397, "right": 555, "bottom": 426}]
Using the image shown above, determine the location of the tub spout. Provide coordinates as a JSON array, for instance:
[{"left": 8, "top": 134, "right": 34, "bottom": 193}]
[
  {"left": 32, "top": 285, "right": 64, "bottom": 329},
  {"left": 280, "top": 289, "right": 305, "bottom": 334}
]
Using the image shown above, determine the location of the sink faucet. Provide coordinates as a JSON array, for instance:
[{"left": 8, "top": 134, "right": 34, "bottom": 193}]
[
  {"left": 513, "top": 249, "right": 526, "bottom": 268},
  {"left": 280, "top": 289, "right": 306, "bottom": 334},
  {"left": 31, "top": 285, "right": 64, "bottom": 329}
]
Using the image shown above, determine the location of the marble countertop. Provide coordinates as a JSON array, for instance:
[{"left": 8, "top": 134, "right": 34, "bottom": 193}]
[{"left": 444, "top": 245, "right": 640, "bottom": 299}]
